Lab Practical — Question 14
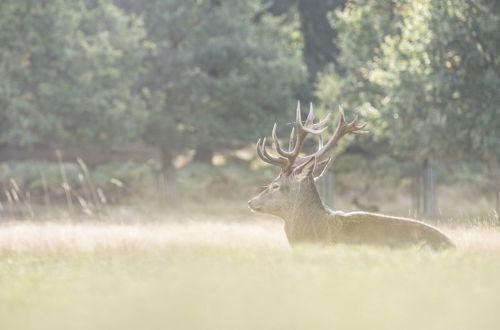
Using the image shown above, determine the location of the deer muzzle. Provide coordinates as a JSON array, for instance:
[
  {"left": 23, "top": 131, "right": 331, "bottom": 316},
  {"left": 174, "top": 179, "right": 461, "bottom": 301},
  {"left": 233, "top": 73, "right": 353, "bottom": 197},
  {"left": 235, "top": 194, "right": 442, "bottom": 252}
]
[{"left": 248, "top": 198, "right": 262, "bottom": 212}]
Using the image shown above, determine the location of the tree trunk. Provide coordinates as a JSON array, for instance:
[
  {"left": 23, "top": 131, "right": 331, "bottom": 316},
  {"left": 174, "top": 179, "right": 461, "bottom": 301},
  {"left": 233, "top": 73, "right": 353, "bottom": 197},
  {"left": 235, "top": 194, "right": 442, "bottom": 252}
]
[
  {"left": 422, "top": 158, "right": 437, "bottom": 217},
  {"left": 412, "top": 158, "right": 438, "bottom": 218},
  {"left": 297, "top": 0, "right": 343, "bottom": 80},
  {"left": 158, "top": 149, "right": 180, "bottom": 206},
  {"left": 412, "top": 168, "right": 422, "bottom": 217},
  {"left": 193, "top": 145, "right": 214, "bottom": 164}
]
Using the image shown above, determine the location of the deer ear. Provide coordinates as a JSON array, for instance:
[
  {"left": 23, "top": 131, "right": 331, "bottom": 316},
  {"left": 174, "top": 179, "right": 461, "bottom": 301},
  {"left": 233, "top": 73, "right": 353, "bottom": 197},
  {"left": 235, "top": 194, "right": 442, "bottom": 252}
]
[
  {"left": 292, "top": 157, "right": 316, "bottom": 181},
  {"left": 312, "top": 158, "right": 332, "bottom": 179}
]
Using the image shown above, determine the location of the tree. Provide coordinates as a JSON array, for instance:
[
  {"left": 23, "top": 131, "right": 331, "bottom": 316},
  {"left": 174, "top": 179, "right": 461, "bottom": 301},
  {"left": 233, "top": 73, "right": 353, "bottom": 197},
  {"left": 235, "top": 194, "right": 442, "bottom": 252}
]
[
  {"left": 258, "top": 0, "right": 348, "bottom": 83},
  {"left": 315, "top": 1, "right": 411, "bottom": 193},
  {"left": 116, "top": 0, "right": 305, "bottom": 203},
  {"left": 0, "top": 0, "right": 149, "bottom": 151},
  {"left": 316, "top": 0, "right": 500, "bottom": 215},
  {"left": 425, "top": 0, "right": 500, "bottom": 213}
]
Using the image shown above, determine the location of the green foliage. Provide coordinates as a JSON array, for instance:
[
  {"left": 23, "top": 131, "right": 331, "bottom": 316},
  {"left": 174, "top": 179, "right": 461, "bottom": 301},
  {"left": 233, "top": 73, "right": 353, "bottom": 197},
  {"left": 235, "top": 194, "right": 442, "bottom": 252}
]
[
  {"left": 0, "top": 0, "right": 498, "bottom": 207},
  {"left": 1, "top": 159, "right": 278, "bottom": 204},
  {"left": 178, "top": 163, "right": 276, "bottom": 201},
  {"left": 425, "top": 1, "right": 500, "bottom": 161},
  {"left": 318, "top": 0, "right": 500, "bottom": 163},
  {"left": 0, "top": 0, "right": 149, "bottom": 148},
  {"left": 0, "top": 160, "right": 152, "bottom": 202},
  {"left": 1, "top": 161, "right": 81, "bottom": 192},
  {"left": 116, "top": 0, "right": 306, "bottom": 159},
  {"left": 262, "top": 0, "right": 347, "bottom": 81}
]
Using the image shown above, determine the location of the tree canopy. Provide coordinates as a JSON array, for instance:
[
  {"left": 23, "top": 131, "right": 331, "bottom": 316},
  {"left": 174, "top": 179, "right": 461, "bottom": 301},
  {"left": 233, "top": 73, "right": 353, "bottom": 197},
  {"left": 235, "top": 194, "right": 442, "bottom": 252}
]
[
  {"left": 116, "top": 0, "right": 305, "bottom": 165},
  {"left": 0, "top": 0, "right": 149, "bottom": 149},
  {"left": 317, "top": 0, "right": 500, "bottom": 163},
  {"left": 1, "top": 0, "right": 499, "bottom": 208}
]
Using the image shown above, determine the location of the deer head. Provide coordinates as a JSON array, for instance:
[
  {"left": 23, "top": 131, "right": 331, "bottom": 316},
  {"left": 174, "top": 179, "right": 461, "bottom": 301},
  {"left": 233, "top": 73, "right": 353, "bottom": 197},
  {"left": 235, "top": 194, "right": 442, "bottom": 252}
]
[{"left": 248, "top": 102, "right": 368, "bottom": 218}]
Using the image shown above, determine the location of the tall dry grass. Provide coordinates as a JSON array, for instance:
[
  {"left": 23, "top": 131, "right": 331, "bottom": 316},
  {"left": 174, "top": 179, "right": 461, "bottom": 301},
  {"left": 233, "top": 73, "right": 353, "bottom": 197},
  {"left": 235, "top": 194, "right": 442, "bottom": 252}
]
[
  {"left": 1, "top": 216, "right": 500, "bottom": 330},
  {"left": 0, "top": 218, "right": 287, "bottom": 252},
  {"left": 0, "top": 215, "right": 499, "bottom": 252}
]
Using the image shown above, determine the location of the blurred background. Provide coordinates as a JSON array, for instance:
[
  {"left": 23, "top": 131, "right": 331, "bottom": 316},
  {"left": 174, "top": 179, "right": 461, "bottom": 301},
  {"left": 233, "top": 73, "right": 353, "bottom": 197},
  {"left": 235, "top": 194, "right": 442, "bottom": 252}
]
[{"left": 0, "top": 0, "right": 499, "bottom": 222}]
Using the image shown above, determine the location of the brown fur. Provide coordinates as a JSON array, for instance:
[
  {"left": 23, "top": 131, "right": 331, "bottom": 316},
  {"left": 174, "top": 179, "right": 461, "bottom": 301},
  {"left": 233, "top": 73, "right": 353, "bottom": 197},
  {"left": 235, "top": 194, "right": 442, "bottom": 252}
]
[
  {"left": 250, "top": 104, "right": 453, "bottom": 249},
  {"left": 250, "top": 170, "right": 453, "bottom": 249}
]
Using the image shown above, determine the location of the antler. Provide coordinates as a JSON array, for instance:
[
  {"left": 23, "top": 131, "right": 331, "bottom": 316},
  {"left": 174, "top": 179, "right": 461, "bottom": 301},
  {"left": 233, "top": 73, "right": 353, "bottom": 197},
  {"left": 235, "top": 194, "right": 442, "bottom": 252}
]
[
  {"left": 295, "top": 105, "right": 368, "bottom": 167},
  {"left": 256, "top": 102, "right": 368, "bottom": 176},
  {"left": 257, "top": 101, "right": 326, "bottom": 174}
]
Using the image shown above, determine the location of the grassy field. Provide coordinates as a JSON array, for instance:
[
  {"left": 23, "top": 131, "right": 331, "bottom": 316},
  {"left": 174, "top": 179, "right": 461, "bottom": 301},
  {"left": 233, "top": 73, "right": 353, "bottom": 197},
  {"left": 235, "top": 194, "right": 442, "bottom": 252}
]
[{"left": 1, "top": 214, "right": 500, "bottom": 330}]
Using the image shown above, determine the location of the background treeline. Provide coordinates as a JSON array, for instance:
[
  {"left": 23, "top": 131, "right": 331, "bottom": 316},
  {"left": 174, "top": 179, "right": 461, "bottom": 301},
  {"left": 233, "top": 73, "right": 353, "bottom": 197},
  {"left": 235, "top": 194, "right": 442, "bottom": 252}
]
[{"left": 0, "top": 0, "right": 499, "bottom": 219}]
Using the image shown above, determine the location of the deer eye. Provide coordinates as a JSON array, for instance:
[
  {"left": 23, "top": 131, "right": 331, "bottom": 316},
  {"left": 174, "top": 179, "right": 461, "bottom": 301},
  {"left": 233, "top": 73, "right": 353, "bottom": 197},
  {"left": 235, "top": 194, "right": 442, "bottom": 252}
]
[{"left": 270, "top": 183, "right": 280, "bottom": 190}]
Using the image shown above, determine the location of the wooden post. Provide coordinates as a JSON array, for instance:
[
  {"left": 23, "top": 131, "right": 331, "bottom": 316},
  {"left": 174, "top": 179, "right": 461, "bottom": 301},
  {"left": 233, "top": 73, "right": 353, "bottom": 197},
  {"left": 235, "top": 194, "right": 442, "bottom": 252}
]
[
  {"left": 422, "top": 158, "right": 437, "bottom": 217},
  {"left": 412, "top": 158, "right": 438, "bottom": 218},
  {"left": 411, "top": 166, "right": 422, "bottom": 217}
]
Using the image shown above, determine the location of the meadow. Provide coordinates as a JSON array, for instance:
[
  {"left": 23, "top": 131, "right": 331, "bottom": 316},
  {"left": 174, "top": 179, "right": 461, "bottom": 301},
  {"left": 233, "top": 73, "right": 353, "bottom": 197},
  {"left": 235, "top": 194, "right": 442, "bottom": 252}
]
[
  {"left": 2, "top": 1, "right": 500, "bottom": 329},
  {"left": 1, "top": 210, "right": 500, "bottom": 330}
]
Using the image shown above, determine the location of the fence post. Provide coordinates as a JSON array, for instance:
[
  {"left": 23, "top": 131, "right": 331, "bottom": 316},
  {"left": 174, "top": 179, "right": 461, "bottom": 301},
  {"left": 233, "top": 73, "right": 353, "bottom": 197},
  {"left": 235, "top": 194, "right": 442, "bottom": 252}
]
[
  {"left": 423, "top": 158, "right": 437, "bottom": 217},
  {"left": 412, "top": 158, "right": 438, "bottom": 218},
  {"left": 411, "top": 167, "right": 421, "bottom": 217}
]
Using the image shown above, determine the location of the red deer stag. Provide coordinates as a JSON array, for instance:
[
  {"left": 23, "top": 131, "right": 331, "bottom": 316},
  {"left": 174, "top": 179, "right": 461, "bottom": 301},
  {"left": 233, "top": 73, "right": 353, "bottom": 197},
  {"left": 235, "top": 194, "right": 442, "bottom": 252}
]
[{"left": 248, "top": 102, "right": 453, "bottom": 249}]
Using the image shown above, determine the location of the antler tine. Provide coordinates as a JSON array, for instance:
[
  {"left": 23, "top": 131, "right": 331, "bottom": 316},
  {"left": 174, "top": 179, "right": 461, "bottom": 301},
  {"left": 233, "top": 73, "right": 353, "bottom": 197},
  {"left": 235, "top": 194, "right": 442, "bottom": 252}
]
[
  {"left": 253, "top": 102, "right": 305, "bottom": 173},
  {"left": 256, "top": 101, "right": 364, "bottom": 175},
  {"left": 256, "top": 137, "right": 288, "bottom": 168},
  {"left": 312, "top": 105, "right": 369, "bottom": 161},
  {"left": 256, "top": 139, "right": 270, "bottom": 163},
  {"left": 272, "top": 123, "right": 290, "bottom": 158},
  {"left": 279, "top": 101, "right": 328, "bottom": 171},
  {"left": 295, "top": 100, "right": 302, "bottom": 129},
  {"left": 348, "top": 115, "right": 369, "bottom": 135},
  {"left": 338, "top": 104, "right": 347, "bottom": 125},
  {"left": 263, "top": 137, "right": 289, "bottom": 167},
  {"left": 256, "top": 138, "right": 271, "bottom": 164},
  {"left": 339, "top": 104, "right": 369, "bottom": 135},
  {"left": 312, "top": 112, "right": 331, "bottom": 129},
  {"left": 305, "top": 103, "right": 315, "bottom": 126},
  {"left": 296, "top": 105, "right": 328, "bottom": 135},
  {"left": 287, "top": 103, "right": 314, "bottom": 164}
]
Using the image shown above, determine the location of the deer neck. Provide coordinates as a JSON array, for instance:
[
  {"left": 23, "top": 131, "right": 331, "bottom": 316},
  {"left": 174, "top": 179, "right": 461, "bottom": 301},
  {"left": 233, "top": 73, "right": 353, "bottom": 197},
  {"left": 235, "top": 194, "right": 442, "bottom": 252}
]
[
  {"left": 281, "top": 177, "right": 332, "bottom": 245},
  {"left": 283, "top": 177, "right": 328, "bottom": 223}
]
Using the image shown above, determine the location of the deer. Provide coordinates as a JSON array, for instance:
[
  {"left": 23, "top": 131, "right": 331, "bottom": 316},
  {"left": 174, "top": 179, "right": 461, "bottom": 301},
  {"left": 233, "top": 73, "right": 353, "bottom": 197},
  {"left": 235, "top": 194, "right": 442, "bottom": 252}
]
[{"left": 248, "top": 102, "right": 454, "bottom": 249}]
